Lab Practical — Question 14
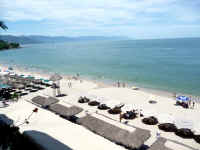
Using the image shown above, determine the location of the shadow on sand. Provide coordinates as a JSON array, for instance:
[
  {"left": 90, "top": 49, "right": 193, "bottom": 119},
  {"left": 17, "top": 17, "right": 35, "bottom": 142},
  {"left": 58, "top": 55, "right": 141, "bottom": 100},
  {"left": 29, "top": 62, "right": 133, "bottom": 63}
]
[
  {"left": 0, "top": 114, "right": 73, "bottom": 150},
  {"left": 23, "top": 130, "right": 73, "bottom": 150}
]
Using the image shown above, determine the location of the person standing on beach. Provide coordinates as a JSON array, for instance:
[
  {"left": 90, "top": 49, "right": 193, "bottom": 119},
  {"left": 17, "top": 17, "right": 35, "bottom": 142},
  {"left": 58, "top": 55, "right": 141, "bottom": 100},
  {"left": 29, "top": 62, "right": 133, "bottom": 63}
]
[
  {"left": 192, "top": 101, "right": 195, "bottom": 109},
  {"left": 119, "top": 112, "right": 123, "bottom": 122},
  {"left": 117, "top": 81, "right": 120, "bottom": 88},
  {"left": 70, "top": 82, "right": 72, "bottom": 88}
]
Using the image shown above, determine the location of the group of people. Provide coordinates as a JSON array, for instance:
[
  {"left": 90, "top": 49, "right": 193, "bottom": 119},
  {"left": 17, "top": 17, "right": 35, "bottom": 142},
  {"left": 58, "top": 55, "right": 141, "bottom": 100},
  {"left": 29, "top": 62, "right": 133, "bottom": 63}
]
[
  {"left": 67, "top": 73, "right": 81, "bottom": 88},
  {"left": 116, "top": 81, "right": 126, "bottom": 88},
  {"left": 188, "top": 100, "right": 195, "bottom": 109},
  {"left": 67, "top": 81, "right": 72, "bottom": 88}
]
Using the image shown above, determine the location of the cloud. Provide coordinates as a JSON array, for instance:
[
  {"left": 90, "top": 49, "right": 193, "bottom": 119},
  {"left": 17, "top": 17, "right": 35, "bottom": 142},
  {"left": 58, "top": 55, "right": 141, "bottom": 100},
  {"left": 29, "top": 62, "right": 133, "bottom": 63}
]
[{"left": 1, "top": 0, "right": 200, "bottom": 38}]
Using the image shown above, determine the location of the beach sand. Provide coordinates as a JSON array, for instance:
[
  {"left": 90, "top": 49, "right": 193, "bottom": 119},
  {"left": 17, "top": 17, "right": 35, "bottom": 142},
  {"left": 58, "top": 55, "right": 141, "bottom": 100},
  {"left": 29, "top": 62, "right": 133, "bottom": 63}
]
[{"left": 0, "top": 65, "right": 200, "bottom": 149}]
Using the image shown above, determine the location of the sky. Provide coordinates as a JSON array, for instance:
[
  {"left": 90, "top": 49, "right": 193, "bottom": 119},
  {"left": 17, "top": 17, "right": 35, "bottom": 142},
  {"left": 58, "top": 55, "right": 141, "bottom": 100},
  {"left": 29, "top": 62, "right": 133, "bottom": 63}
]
[{"left": 0, "top": 0, "right": 200, "bottom": 39}]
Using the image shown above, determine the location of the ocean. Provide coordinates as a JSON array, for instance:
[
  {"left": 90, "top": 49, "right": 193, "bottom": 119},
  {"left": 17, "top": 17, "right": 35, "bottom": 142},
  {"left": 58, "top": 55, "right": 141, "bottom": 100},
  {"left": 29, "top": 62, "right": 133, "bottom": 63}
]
[{"left": 0, "top": 38, "right": 200, "bottom": 96}]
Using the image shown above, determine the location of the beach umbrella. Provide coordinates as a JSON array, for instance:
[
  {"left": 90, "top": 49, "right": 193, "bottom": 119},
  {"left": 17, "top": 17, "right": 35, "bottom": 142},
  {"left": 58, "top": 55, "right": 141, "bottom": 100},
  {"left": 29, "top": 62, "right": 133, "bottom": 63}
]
[
  {"left": 49, "top": 73, "right": 62, "bottom": 81},
  {"left": 156, "top": 113, "right": 175, "bottom": 124},
  {"left": 175, "top": 118, "right": 194, "bottom": 129},
  {"left": 176, "top": 96, "right": 189, "bottom": 102}
]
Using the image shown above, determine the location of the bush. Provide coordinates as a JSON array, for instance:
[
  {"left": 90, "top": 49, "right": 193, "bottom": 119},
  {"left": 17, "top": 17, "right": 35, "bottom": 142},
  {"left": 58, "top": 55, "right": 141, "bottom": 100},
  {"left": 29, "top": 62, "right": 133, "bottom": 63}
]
[
  {"left": 88, "top": 101, "right": 100, "bottom": 106},
  {"left": 175, "top": 128, "right": 194, "bottom": 139},
  {"left": 194, "top": 135, "right": 200, "bottom": 144},
  {"left": 0, "top": 40, "right": 20, "bottom": 50},
  {"left": 98, "top": 104, "right": 110, "bottom": 110},
  {"left": 0, "top": 123, "right": 40, "bottom": 150},
  {"left": 142, "top": 116, "right": 158, "bottom": 125},
  {"left": 108, "top": 107, "right": 121, "bottom": 114},
  {"left": 158, "top": 123, "right": 177, "bottom": 132}
]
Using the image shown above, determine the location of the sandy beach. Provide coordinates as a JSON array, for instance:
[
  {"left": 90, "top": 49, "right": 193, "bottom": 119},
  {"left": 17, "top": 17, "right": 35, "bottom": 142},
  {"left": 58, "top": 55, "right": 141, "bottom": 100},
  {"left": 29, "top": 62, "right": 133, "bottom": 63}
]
[{"left": 0, "top": 65, "right": 200, "bottom": 150}]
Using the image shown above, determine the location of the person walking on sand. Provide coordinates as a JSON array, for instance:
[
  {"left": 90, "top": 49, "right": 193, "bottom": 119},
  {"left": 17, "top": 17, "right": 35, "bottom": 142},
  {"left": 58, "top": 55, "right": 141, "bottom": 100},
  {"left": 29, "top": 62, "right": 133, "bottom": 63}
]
[
  {"left": 70, "top": 81, "right": 72, "bottom": 88},
  {"left": 156, "top": 131, "right": 161, "bottom": 139},
  {"left": 117, "top": 81, "right": 120, "bottom": 88}
]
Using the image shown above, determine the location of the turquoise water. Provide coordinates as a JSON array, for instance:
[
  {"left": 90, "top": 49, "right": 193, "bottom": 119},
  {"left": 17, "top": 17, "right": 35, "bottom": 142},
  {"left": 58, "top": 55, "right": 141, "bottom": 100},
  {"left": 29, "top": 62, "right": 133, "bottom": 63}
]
[{"left": 0, "top": 38, "right": 200, "bottom": 95}]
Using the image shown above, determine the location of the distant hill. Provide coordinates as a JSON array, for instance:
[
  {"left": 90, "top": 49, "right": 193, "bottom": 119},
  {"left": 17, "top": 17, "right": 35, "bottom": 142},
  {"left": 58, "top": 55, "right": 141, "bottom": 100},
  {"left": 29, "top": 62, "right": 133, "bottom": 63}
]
[{"left": 0, "top": 35, "right": 129, "bottom": 44}]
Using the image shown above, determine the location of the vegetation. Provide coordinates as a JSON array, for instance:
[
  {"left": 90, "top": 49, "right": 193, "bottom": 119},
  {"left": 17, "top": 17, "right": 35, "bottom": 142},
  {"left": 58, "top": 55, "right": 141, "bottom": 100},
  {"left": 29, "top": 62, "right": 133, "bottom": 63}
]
[
  {"left": 0, "top": 122, "right": 41, "bottom": 150},
  {"left": 0, "top": 21, "right": 20, "bottom": 50},
  {"left": 0, "top": 40, "right": 20, "bottom": 50}
]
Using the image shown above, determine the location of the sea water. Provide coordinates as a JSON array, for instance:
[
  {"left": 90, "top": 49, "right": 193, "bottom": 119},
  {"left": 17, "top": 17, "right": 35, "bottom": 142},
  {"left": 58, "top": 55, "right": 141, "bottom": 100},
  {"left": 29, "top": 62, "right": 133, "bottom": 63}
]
[{"left": 0, "top": 38, "right": 200, "bottom": 96}]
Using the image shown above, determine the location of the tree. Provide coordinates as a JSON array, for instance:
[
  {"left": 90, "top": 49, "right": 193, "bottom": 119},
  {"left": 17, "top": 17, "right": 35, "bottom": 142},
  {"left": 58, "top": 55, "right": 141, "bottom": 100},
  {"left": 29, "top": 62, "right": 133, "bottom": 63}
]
[{"left": 0, "top": 21, "right": 8, "bottom": 30}]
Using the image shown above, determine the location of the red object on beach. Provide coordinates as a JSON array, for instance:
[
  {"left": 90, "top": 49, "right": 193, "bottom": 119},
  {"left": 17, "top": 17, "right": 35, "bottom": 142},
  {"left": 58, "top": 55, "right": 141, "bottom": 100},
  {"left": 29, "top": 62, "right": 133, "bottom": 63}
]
[{"left": 33, "top": 108, "right": 38, "bottom": 113}]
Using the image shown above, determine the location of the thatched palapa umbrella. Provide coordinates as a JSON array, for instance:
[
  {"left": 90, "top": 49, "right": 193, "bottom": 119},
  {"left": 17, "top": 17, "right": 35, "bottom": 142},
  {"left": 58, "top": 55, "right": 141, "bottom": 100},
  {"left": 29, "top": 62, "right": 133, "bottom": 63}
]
[{"left": 49, "top": 73, "right": 63, "bottom": 97}]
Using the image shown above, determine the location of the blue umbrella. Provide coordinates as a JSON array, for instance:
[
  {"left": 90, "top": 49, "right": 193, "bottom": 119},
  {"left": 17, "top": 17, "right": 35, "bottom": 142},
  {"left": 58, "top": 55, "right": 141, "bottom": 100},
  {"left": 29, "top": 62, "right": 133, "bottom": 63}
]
[{"left": 177, "top": 96, "right": 189, "bottom": 102}]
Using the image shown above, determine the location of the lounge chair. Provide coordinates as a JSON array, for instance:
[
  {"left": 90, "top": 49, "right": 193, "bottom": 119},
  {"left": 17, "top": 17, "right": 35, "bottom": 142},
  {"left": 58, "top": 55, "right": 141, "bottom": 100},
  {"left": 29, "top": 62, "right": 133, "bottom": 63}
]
[
  {"left": 48, "top": 104, "right": 83, "bottom": 120},
  {"left": 31, "top": 96, "right": 59, "bottom": 108},
  {"left": 148, "top": 137, "right": 197, "bottom": 150},
  {"left": 77, "top": 115, "right": 150, "bottom": 149}
]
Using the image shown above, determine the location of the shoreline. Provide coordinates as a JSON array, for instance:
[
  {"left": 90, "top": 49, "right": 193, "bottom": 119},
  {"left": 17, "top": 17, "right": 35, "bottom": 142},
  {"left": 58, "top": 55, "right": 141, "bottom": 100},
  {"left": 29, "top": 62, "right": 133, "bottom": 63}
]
[
  {"left": 1, "top": 63, "right": 200, "bottom": 149},
  {"left": 0, "top": 63, "right": 199, "bottom": 100}
]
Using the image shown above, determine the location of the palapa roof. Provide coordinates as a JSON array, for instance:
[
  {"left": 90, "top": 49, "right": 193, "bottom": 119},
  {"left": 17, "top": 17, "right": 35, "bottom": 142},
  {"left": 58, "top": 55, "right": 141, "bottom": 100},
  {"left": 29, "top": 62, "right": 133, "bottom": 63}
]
[
  {"left": 31, "top": 96, "right": 59, "bottom": 108},
  {"left": 49, "top": 73, "right": 62, "bottom": 81},
  {"left": 48, "top": 104, "right": 83, "bottom": 118},
  {"left": 77, "top": 115, "right": 150, "bottom": 149},
  {"left": 148, "top": 137, "right": 196, "bottom": 150}
]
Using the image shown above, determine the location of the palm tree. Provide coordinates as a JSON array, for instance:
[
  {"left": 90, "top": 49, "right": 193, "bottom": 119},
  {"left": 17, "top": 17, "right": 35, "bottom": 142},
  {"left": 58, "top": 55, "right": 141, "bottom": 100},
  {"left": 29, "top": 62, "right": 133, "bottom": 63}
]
[{"left": 0, "top": 21, "right": 8, "bottom": 30}]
